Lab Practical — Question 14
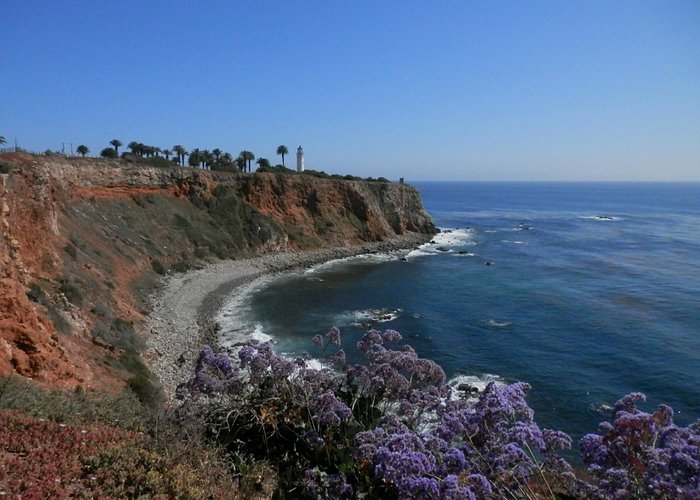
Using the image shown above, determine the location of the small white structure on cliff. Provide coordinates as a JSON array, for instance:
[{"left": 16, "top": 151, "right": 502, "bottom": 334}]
[{"left": 296, "top": 146, "right": 304, "bottom": 172}]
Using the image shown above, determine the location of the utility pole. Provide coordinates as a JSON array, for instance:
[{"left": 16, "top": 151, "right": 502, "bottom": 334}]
[
  {"left": 70, "top": 143, "right": 73, "bottom": 156},
  {"left": 62, "top": 143, "right": 65, "bottom": 154}
]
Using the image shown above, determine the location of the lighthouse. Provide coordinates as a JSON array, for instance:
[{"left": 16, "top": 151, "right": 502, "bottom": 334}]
[{"left": 296, "top": 145, "right": 304, "bottom": 172}]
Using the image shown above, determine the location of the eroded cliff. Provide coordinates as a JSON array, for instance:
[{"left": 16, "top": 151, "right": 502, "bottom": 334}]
[{"left": 0, "top": 153, "right": 435, "bottom": 389}]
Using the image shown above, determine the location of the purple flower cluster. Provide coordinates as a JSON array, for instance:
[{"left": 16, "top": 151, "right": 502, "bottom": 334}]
[
  {"left": 184, "top": 328, "right": 699, "bottom": 499},
  {"left": 311, "top": 392, "right": 352, "bottom": 427},
  {"left": 301, "top": 469, "right": 352, "bottom": 499},
  {"left": 580, "top": 392, "right": 700, "bottom": 498},
  {"left": 188, "top": 345, "right": 241, "bottom": 395}
]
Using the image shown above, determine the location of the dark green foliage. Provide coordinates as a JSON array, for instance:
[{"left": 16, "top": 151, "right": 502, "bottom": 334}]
[
  {"left": 0, "top": 376, "right": 148, "bottom": 430},
  {"left": 91, "top": 302, "right": 111, "bottom": 318},
  {"left": 26, "top": 281, "right": 71, "bottom": 334},
  {"left": 127, "top": 374, "right": 161, "bottom": 407},
  {"left": 0, "top": 161, "right": 12, "bottom": 174},
  {"left": 100, "top": 147, "right": 117, "bottom": 158},
  {"left": 151, "top": 258, "right": 166, "bottom": 275},
  {"left": 141, "top": 156, "right": 174, "bottom": 169},
  {"left": 173, "top": 213, "right": 191, "bottom": 228},
  {"left": 119, "top": 348, "right": 160, "bottom": 407},
  {"left": 256, "top": 164, "right": 295, "bottom": 174},
  {"left": 171, "top": 259, "right": 191, "bottom": 273},
  {"left": 92, "top": 317, "right": 143, "bottom": 351},
  {"left": 26, "top": 282, "right": 47, "bottom": 303},
  {"left": 64, "top": 242, "right": 78, "bottom": 259},
  {"left": 59, "top": 279, "right": 83, "bottom": 306}
]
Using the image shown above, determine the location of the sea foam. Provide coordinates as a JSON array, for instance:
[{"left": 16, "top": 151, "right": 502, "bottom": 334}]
[{"left": 406, "top": 228, "right": 476, "bottom": 260}]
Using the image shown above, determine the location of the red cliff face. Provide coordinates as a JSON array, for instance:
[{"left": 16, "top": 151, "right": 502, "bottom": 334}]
[{"left": 0, "top": 153, "right": 435, "bottom": 389}]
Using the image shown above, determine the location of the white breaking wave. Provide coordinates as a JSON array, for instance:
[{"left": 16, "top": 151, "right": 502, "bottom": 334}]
[
  {"left": 580, "top": 215, "right": 623, "bottom": 222},
  {"left": 447, "top": 373, "right": 506, "bottom": 401},
  {"left": 333, "top": 307, "right": 403, "bottom": 327},
  {"left": 406, "top": 228, "right": 477, "bottom": 260},
  {"left": 304, "top": 252, "right": 398, "bottom": 275},
  {"left": 484, "top": 319, "right": 513, "bottom": 328},
  {"left": 250, "top": 323, "right": 273, "bottom": 342}
]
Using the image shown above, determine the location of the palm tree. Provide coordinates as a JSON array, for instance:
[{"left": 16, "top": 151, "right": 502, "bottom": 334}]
[
  {"left": 212, "top": 148, "right": 222, "bottom": 162},
  {"left": 0, "top": 136, "right": 6, "bottom": 146},
  {"left": 162, "top": 149, "right": 172, "bottom": 160},
  {"left": 256, "top": 157, "right": 271, "bottom": 170},
  {"left": 128, "top": 141, "right": 141, "bottom": 156},
  {"left": 189, "top": 148, "right": 201, "bottom": 168},
  {"left": 110, "top": 139, "right": 122, "bottom": 155},
  {"left": 240, "top": 150, "right": 255, "bottom": 172},
  {"left": 173, "top": 145, "right": 186, "bottom": 166},
  {"left": 76, "top": 145, "right": 89, "bottom": 157},
  {"left": 201, "top": 150, "right": 211, "bottom": 169},
  {"left": 202, "top": 150, "right": 214, "bottom": 169},
  {"left": 276, "top": 145, "right": 288, "bottom": 166}
]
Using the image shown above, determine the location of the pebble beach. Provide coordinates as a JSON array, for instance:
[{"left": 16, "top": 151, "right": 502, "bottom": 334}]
[{"left": 143, "top": 232, "right": 432, "bottom": 400}]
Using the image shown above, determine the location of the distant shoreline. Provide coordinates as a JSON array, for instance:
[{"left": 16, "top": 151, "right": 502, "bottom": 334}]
[{"left": 143, "top": 232, "right": 433, "bottom": 400}]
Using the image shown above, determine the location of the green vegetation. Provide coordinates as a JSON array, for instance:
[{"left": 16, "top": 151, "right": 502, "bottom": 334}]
[
  {"left": 0, "top": 376, "right": 237, "bottom": 497},
  {"left": 59, "top": 279, "right": 83, "bottom": 307},
  {"left": 109, "top": 139, "right": 121, "bottom": 156},
  {"left": 239, "top": 150, "right": 255, "bottom": 172},
  {"left": 76, "top": 144, "right": 89, "bottom": 157},
  {"left": 276, "top": 144, "right": 288, "bottom": 166},
  {"left": 100, "top": 147, "right": 117, "bottom": 158}
]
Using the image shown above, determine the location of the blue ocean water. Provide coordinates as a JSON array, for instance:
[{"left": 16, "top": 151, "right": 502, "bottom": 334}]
[{"left": 222, "top": 182, "right": 700, "bottom": 449}]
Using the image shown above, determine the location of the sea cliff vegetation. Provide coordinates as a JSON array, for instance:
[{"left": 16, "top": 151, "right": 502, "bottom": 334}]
[{"left": 2, "top": 327, "right": 697, "bottom": 498}]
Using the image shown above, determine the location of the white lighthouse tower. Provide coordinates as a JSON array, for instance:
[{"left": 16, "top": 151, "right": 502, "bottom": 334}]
[{"left": 296, "top": 145, "right": 304, "bottom": 172}]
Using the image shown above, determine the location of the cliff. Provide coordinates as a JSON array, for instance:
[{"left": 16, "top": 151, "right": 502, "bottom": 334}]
[{"left": 0, "top": 153, "right": 435, "bottom": 389}]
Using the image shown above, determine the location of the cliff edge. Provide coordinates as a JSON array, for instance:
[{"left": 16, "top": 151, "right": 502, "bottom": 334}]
[{"left": 0, "top": 153, "right": 435, "bottom": 390}]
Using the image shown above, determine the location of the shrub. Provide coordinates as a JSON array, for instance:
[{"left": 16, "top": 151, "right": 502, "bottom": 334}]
[
  {"left": 0, "top": 161, "right": 12, "bottom": 174},
  {"left": 182, "top": 328, "right": 700, "bottom": 499},
  {"left": 151, "top": 258, "right": 166, "bottom": 275},
  {"left": 64, "top": 242, "right": 78, "bottom": 259},
  {"left": 26, "top": 282, "right": 46, "bottom": 303},
  {"left": 59, "top": 279, "right": 83, "bottom": 306}
]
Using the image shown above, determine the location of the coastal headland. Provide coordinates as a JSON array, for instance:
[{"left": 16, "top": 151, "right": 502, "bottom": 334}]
[{"left": 0, "top": 152, "right": 436, "bottom": 392}]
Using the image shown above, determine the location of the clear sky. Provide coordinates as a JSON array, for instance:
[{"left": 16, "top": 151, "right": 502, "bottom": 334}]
[{"left": 2, "top": 1, "right": 699, "bottom": 181}]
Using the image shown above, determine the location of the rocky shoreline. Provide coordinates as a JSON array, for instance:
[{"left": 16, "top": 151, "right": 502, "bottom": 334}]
[{"left": 143, "top": 232, "right": 433, "bottom": 400}]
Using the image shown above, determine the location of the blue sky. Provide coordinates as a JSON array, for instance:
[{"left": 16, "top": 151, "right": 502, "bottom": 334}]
[{"left": 2, "top": 1, "right": 699, "bottom": 181}]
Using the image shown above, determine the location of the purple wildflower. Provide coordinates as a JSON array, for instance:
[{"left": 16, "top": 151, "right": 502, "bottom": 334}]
[
  {"left": 543, "top": 428, "right": 573, "bottom": 452},
  {"left": 330, "top": 349, "right": 346, "bottom": 365},
  {"left": 465, "top": 474, "right": 492, "bottom": 498},
  {"left": 326, "top": 326, "right": 341, "bottom": 346},
  {"left": 441, "top": 475, "right": 475, "bottom": 500},
  {"left": 189, "top": 345, "right": 241, "bottom": 395},
  {"left": 356, "top": 329, "right": 383, "bottom": 352},
  {"left": 326, "top": 473, "right": 352, "bottom": 498},
  {"left": 382, "top": 329, "right": 403, "bottom": 343},
  {"left": 238, "top": 345, "right": 257, "bottom": 365},
  {"left": 311, "top": 391, "right": 351, "bottom": 427},
  {"left": 508, "top": 421, "right": 546, "bottom": 451}
]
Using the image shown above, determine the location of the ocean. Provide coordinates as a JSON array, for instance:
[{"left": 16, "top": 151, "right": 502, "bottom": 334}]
[{"left": 217, "top": 182, "right": 700, "bottom": 451}]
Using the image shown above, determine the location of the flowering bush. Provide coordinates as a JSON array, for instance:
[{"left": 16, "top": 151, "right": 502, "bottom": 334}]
[
  {"left": 185, "top": 328, "right": 700, "bottom": 499},
  {"left": 580, "top": 393, "right": 700, "bottom": 498}
]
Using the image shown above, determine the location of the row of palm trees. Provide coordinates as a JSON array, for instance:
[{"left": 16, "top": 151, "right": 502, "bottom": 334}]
[
  {"left": 95, "top": 140, "right": 290, "bottom": 173},
  {"left": 0, "top": 137, "right": 292, "bottom": 173}
]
